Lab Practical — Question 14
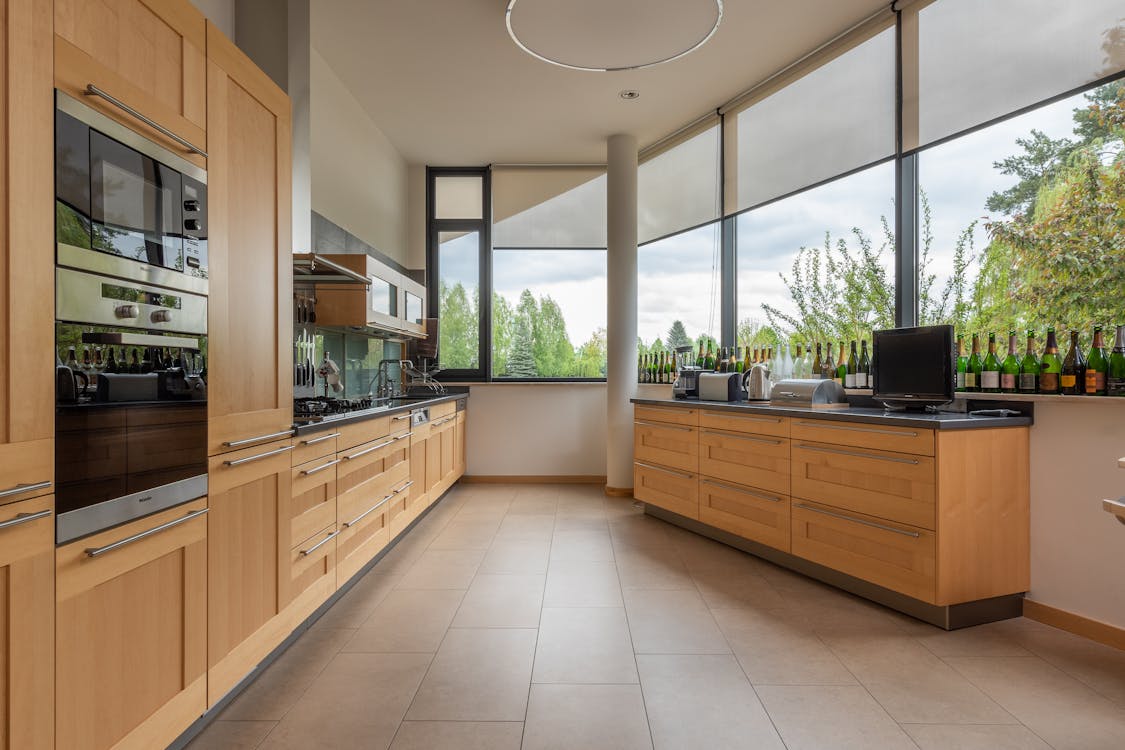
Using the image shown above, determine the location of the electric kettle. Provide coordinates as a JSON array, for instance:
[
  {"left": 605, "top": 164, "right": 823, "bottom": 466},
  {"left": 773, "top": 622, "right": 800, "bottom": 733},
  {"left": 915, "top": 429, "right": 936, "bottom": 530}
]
[{"left": 744, "top": 363, "right": 772, "bottom": 401}]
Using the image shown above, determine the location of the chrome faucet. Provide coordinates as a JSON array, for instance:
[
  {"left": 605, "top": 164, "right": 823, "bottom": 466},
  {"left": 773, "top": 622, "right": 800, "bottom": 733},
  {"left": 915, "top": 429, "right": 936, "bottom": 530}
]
[{"left": 371, "top": 358, "right": 401, "bottom": 400}]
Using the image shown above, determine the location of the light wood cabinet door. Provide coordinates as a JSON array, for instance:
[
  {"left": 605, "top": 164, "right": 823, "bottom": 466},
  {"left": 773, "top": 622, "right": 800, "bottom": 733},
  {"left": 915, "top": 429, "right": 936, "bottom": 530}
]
[
  {"left": 0, "top": 0, "right": 54, "bottom": 503},
  {"left": 790, "top": 419, "right": 934, "bottom": 456},
  {"left": 206, "top": 22, "right": 292, "bottom": 456},
  {"left": 634, "top": 420, "right": 698, "bottom": 473},
  {"left": 699, "top": 410, "right": 789, "bottom": 439},
  {"left": 410, "top": 433, "right": 428, "bottom": 513},
  {"left": 634, "top": 404, "right": 698, "bottom": 426},
  {"left": 54, "top": 0, "right": 207, "bottom": 167},
  {"left": 699, "top": 478, "right": 790, "bottom": 552},
  {"left": 699, "top": 428, "right": 790, "bottom": 495},
  {"left": 454, "top": 411, "right": 466, "bottom": 477},
  {"left": 0, "top": 494, "right": 54, "bottom": 750},
  {"left": 634, "top": 461, "right": 698, "bottom": 519},
  {"left": 56, "top": 498, "right": 208, "bottom": 750}
]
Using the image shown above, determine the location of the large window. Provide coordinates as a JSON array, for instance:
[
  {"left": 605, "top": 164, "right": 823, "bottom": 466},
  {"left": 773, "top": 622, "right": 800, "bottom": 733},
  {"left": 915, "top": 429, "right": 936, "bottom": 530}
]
[
  {"left": 637, "top": 222, "right": 721, "bottom": 358},
  {"left": 436, "top": 230, "right": 481, "bottom": 370}
]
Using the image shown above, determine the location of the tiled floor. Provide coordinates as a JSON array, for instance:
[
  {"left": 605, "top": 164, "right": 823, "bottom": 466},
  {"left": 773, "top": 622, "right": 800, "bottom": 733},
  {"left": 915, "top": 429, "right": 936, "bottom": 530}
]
[{"left": 188, "top": 483, "right": 1125, "bottom": 750}]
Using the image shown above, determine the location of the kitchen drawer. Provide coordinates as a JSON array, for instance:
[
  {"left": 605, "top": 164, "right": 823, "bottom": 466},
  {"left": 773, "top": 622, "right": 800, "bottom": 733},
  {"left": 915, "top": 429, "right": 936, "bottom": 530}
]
[
  {"left": 336, "top": 492, "right": 395, "bottom": 587},
  {"left": 337, "top": 456, "right": 410, "bottom": 527},
  {"left": 699, "top": 410, "right": 789, "bottom": 438},
  {"left": 634, "top": 461, "right": 698, "bottom": 519},
  {"left": 791, "top": 500, "right": 935, "bottom": 602},
  {"left": 0, "top": 439, "right": 54, "bottom": 506},
  {"left": 336, "top": 430, "right": 411, "bottom": 491},
  {"left": 208, "top": 438, "right": 294, "bottom": 496},
  {"left": 699, "top": 428, "right": 790, "bottom": 495},
  {"left": 790, "top": 419, "right": 934, "bottom": 456},
  {"left": 699, "top": 478, "right": 790, "bottom": 552},
  {"left": 634, "top": 420, "right": 698, "bottom": 473},
  {"left": 288, "top": 524, "right": 337, "bottom": 604},
  {"left": 336, "top": 415, "right": 396, "bottom": 452},
  {"left": 290, "top": 457, "right": 338, "bottom": 549},
  {"left": 291, "top": 430, "right": 339, "bottom": 466},
  {"left": 429, "top": 401, "right": 456, "bottom": 420},
  {"left": 635, "top": 403, "right": 698, "bottom": 427},
  {"left": 792, "top": 440, "right": 936, "bottom": 530},
  {"left": 430, "top": 411, "right": 458, "bottom": 434},
  {"left": 386, "top": 477, "right": 414, "bottom": 536}
]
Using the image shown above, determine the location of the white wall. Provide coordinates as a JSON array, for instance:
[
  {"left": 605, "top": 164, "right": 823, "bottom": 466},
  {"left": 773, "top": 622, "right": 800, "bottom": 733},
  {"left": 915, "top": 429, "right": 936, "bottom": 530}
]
[
  {"left": 188, "top": 0, "right": 235, "bottom": 39},
  {"left": 311, "top": 48, "right": 410, "bottom": 265},
  {"left": 407, "top": 164, "right": 427, "bottom": 272}
]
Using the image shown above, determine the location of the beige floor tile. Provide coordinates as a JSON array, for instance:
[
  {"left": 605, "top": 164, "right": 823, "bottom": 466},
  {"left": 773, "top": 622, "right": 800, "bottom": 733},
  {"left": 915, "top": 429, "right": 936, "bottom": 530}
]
[
  {"left": 553, "top": 516, "right": 610, "bottom": 533},
  {"left": 711, "top": 607, "right": 856, "bottom": 685},
  {"left": 614, "top": 548, "right": 695, "bottom": 590},
  {"left": 310, "top": 572, "right": 400, "bottom": 629},
  {"left": 756, "top": 685, "right": 917, "bottom": 750},
  {"left": 222, "top": 628, "right": 354, "bottom": 721},
  {"left": 549, "top": 528, "right": 616, "bottom": 562},
  {"left": 946, "top": 655, "right": 1125, "bottom": 750},
  {"left": 405, "top": 628, "right": 537, "bottom": 721},
  {"left": 479, "top": 538, "right": 551, "bottom": 574},
  {"left": 343, "top": 589, "right": 465, "bottom": 653},
  {"left": 389, "top": 721, "right": 524, "bottom": 750},
  {"left": 638, "top": 654, "right": 785, "bottom": 750},
  {"left": 672, "top": 531, "right": 766, "bottom": 574},
  {"left": 259, "top": 652, "right": 432, "bottom": 750},
  {"left": 186, "top": 720, "right": 275, "bottom": 750},
  {"left": 623, "top": 588, "right": 730, "bottom": 654},
  {"left": 395, "top": 548, "right": 485, "bottom": 590},
  {"left": 522, "top": 684, "right": 653, "bottom": 750},
  {"left": 902, "top": 723, "right": 1054, "bottom": 750},
  {"left": 1004, "top": 620, "right": 1125, "bottom": 708},
  {"left": 690, "top": 567, "right": 786, "bottom": 610},
  {"left": 533, "top": 607, "right": 638, "bottom": 684},
  {"left": 495, "top": 514, "right": 556, "bottom": 541},
  {"left": 908, "top": 620, "right": 1034, "bottom": 658},
  {"left": 427, "top": 517, "right": 501, "bottom": 550},
  {"left": 543, "top": 559, "right": 623, "bottom": 607},
  {"left": 820, "top": 631, "right": 1014, "bottom": 724},
  {"left": 782, "top": 585, "right": 908, "bottom": 636},
  {"left": 608, "top": 514, "right": 674, "bottom": 549},
  {"left": 451, "top": 573, "right": 545, "bottom": 628},
  {"left": 373, "top": 538, "right": 430, "bottom": 575}
]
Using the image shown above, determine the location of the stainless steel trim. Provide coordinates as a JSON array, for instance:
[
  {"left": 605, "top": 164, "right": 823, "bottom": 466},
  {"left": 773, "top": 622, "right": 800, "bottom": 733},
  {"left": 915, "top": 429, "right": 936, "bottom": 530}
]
[
  {"left": 223, "top": 445, "right": 294, "bottom": 467},
  {"left": 701, "top": 479, "right": 782, "bottom": 503},
  {"left": 0, "top": 508, "right": 53, "bottom": 531},
  {"left": 794, "top": 421, "right": 918, "bottom": 437},
  {"left": 796, "top": 443, "right": 920, "bottom": 465},
  {"left": 392, "top": 480, "right": 414, "bottom": 494},
  {"left": 81, "top": 331, "right": 201, "bottom": 351},
  {"left": 0, "top": 480, "right": 52, "bottom": 500},
  {"left": 56, "top": 266, "right": 208, "bottom": 333},
  {"left": 794, "top": 503, "right": 921, "bottom": 538},
  {"left": 57, "top": 90, "right": 207, "bottom": 181},
  {"left": 709, "top": 413, "right": 782, "bottom": 423},
  {"left": 57, "top": 474, "right": 208, "bottom": 544},
  {"left": 224, "top": 430, "right": 295, "bottom": 448},
  {"left": 298, "top": 529, "right": 339, "bottom": 557},
  {"left": 634, "top": 461, "right": 693, "bottom": 479},
  {"left": 700, "top": 429, "right": 781, "bottom": 445},
  {"left": 84, "top": 84, "right": 208, "bottom": 157},
  {"left": 635, "top": 419, "right": 692, "bottom": 432},
  {"left": 344, "top": 438, "right": 396, "bottom": 460},
  {"left": 85, "top": 508, "right": 208, "bottom": 557},
  {"left": 56, "top": 244, "right": 210, "bottom": 296},
  {"left": 300, "top": 432, "right": 340, "bottom": 446},
  {"left": 342, "top": 495, "right": 393, "bottom": 528},
  {"left": 299, "top": 458, "right": 340, "bottom": 476}
]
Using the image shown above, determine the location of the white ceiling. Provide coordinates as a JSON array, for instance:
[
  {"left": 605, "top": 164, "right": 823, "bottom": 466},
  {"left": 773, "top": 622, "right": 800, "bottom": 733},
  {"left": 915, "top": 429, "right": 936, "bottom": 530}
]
[{"left": 311, "top": 0, "right": 888, "bottom": 166}]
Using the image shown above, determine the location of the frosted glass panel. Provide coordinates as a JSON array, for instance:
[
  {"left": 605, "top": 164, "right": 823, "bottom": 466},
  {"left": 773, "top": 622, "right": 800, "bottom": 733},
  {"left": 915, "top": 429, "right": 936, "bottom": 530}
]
[
  {"left": 493, "top": 173, "right": 607, "bottom": 248},
  {"left": 638, "top": 125, "right": 720, "bottom": 244},
  {"left": 434, "top": 175, "right": 483, "bottom": 219}
]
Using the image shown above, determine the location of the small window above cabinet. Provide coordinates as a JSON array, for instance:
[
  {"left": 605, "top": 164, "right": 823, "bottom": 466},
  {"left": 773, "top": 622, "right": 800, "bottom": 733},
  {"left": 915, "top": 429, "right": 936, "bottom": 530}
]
[{"left": 297, "top": 253, "right": 427, "bottom": 340}]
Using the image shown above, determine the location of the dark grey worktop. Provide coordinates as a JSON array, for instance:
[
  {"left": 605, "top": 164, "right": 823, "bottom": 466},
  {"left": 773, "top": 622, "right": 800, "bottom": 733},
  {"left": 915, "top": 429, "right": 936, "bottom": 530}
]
[
  {"left": 294, "top": 392, "right": 468, "bottom": 436},
  {"left": 631, "top": 397, "right": 1032, "bottom": 430}
]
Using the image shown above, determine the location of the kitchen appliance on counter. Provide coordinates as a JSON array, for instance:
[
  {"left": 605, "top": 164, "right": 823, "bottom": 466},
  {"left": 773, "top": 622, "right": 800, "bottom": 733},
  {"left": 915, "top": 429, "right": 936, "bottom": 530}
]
[
  {"left": 698, "top": 372, "right": 743, "bottom": 402},
  {"left": 745, "top": 363, "right": 772, "bottom": 401},
  {"left": 769, "top": 378, "right": 848, "bottom": 408},
  {"left": 672, "top": 346, "right": 704, "bottom": 399}
]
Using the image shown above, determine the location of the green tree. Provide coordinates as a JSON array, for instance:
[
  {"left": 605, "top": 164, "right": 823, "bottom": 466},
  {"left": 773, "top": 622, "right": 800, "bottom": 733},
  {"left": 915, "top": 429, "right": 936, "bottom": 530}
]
[
  {"left": 575, "top": 327, "right": 607, "bottom": 377},
  {"left": 438, "top": 281, "right": 478, "bottom": 369},
  {"left": 534, "top": 296, "right": 576, "bottom": 377},
  {"left": 491, "top": 292, "right": 514, "bottom": 376},
  {"left": 665, "top": 320, "right": 692, "bottom": 351},
  {"left": 507, "top": 292, "right": 537, "bottom": 378}
]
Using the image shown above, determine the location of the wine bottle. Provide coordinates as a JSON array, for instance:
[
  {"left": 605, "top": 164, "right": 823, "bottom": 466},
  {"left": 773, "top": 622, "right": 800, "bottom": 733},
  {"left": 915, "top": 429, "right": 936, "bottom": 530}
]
[
  {"left": 981, "top": 333, "right": 1001, "bottom": 393},
  {"left": 696, "top": 341, "right": 705, "bottom": 369},
  {"left": 1039, "top": 328, "right": 1061, "bottom": 394},
  {"left": 1019, "top": 330, "right": 1039, "bottom": 394},
  {"left": 1060, "top": 330, "right": 1085, "bottom": 395},
  {"left": 812, "top": 343, "right": 824, "bottom": 379},
  {"left": 742, "top": 346, "right": 752, "bottom": 373},
  {"left": 844, "top": 340, "right": 858, "bottom": 388},
  {"left": 718, "top": 347, "right": 727, "bottom": 373},
  {"left": 966, "top": 333, "right": 982, "bottom": 392},
  {"left": 1000, "top": 330, "right": 1020, "bottom": 393},
  {"left": 728, "top": 347, "right": 738, "bottom": 373},
  {"left": 1107, "top": 325, "right": 1125, "bottom": 397},
  {"left": 955, "top": 334, "right": 967, "bottom": 392},
  {"left": 65, "top": 346, "right": 80, "bottom": 371},
  {"left": 105, "top": 347, "right": 119, "bottom": 374},
  {"left": 1085, "top": 325, "right": 1108, "bottom": 396},
  {"left": 704, "top": 343, "right": 715, "bottom": 371},
  {"left": 858, "top": 340, "right": 871, "bottom": 388},
  {"left": 637, "top": 353, "right": 643, "bottom": 383}
]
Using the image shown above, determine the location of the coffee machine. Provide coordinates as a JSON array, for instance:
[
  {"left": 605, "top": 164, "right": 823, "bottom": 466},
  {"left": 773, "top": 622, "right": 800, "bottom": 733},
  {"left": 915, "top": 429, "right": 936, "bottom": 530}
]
[{"left": 672, "top": 346, "right": 705, "bottom": 399}]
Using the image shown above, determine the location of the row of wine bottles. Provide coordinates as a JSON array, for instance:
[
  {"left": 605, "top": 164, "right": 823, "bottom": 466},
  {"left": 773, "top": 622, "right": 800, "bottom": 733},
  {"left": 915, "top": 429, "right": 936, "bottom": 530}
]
[
  {"left": 61, "top": 344, "right": 205, "bottom": 377},
  {"left": 637, "top": 339, "right": 875, "bottom": 387},
  {"left": 957, "top": 325, "right": 1125, "bottom": 396}
]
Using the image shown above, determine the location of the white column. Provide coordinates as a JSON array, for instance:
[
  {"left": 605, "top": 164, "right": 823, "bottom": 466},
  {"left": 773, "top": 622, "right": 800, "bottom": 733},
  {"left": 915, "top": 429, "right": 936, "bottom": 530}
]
[{"left": 606, "top": 134, "right": 638, "bottom": 492}]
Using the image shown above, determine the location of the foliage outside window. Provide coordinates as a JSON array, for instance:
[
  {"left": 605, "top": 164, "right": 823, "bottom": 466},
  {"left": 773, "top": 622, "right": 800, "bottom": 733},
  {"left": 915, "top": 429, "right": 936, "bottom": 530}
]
[{"left": 436, "top": 230, "right": 481, "bottom": 371}]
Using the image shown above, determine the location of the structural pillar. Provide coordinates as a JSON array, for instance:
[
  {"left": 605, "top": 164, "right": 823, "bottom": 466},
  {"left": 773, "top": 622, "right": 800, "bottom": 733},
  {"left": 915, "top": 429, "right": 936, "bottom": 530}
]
[{"left": 606, "top": 133, "right": 638, "bottom": 494}]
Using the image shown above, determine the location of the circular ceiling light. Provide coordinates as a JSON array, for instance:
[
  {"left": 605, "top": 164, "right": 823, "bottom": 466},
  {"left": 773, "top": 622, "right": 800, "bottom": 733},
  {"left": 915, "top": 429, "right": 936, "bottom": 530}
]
[{"left": 506, "top": 0, "right": 723, "bottom": 73}]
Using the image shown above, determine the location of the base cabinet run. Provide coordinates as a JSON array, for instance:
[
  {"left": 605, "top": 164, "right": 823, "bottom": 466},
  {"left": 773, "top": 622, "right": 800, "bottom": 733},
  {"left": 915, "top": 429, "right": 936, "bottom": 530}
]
[{"left": 634, "top": 405, "right": 1029, "bottom": 608}]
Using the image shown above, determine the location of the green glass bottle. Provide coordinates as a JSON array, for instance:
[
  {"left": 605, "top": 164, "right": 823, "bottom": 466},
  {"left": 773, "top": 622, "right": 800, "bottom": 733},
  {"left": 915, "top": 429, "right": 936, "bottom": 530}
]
[
  {"left": 704, "top": 342, "right": 715, "bottom": 371},
  {"left": 844, "top": 340, "right": 858, "bottom": 388},
  {"left": 955, "top": 334, "right": 968, "bottom": 392},
  {"left": 1084, "top": 326, "right": 1108, "bottom": 396},
  {"left": 1039, "top": 328, "right": 1062, "bottom": 394},
  {"left": 980, "top": 332, "right": 1002, "bottom": 393},
  {"left": 1000, "top": 330, "right": 1020, "bottom": 393},
  {"left": 966, "top": 333, "right": 983, "bottom": 392},
  {"left": 812, "top": 343, "right": 823, "bottom": 379},
  {"left": 1060, "top": 330, "right": 1085, "bottom": 395},
  {"left": 1107, "top": 325, "right": 1125, "bottom": 397},
  {"left": 858, "top": 340, "right": 871, "bottom": 388},
  {"left": 1019, "top": 330, "right": 1039, "bottom": 394},
  {"left": 696, "top": 341, "right": 705, "bottom": 369}
]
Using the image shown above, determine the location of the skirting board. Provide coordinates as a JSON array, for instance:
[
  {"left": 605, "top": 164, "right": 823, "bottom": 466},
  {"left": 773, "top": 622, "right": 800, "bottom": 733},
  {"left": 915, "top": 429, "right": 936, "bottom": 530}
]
[
  {"left": 462, "top": 475, "right": 606, "bottom": 484},
  {"left": 604, "top": 486, "right": 634, "bottom": 498},
  {"left": 1023, "top": 598, "right": 1125, "bottom": 652}
]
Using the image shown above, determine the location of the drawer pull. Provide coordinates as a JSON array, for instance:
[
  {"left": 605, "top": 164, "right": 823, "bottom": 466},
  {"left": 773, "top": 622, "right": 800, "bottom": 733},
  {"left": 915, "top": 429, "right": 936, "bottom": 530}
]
[
  {"left": 709, "top": 413, "right": 782, "bottom": 423},
  {"left": 299, "top": 529, "right": 340, "bottom": 556},
  {"left": 342, "top": 494, "right": 393, "bottom": 528},
  {"left": 639, "top": 405, "right": 693, "bottom": 415},
  {"left": 700, "top": 429, "right": 781, "bottom": 445},
  {"left": 0, "top": 508, "right": 52, "bottom": 531},
  {"left": 796, "top": 443, "right": 920, "bottom": 465},
  {"left": 0, "top": 480, "right": 52, "bottom": 499},
  {"left": 85, "top": 508, "right": 208, "bottom": 558},
  {"left": 795, "top": 503, "right": 920, "bottom": 538},
  {"left": 300, "top": 432, "right": 341, "bottom": 446},
  {"left": 344, "top": 437, "right": 396, "bottom": 460},
  {"left": 392, "top": 480, "right": 414, "bottom": 494},
  {"left": 634, "top": 461, "right": 693, "bottom": 480},
  {"left": 300, "top": 458, "right": 341, "bottom": 476},
  {"left": 393, "top": 413, "right": 413, "bottom": 421},
  {"left": 432, "top": 416, "right": 457, "bottom": 427},
  {"left": 394, "top": 431, "right": 414, "bottom": 441},
  {"left": 635, "top": 419, "right": 693, "bottom": 432},
  {"left": 701, "top": 479, "right": 782, "bottom": 503},
  {"left": 223, "top": 445, "right": 295, "bottom": 466},
  {"left": 85, "top": 84, "right": 209, "bottom": 157},
  {"left": 223, "top": 429, "right": 295, "bottom": 448},
  {"left": 794, "top": 421, "right": 918, "bottom": 438}
]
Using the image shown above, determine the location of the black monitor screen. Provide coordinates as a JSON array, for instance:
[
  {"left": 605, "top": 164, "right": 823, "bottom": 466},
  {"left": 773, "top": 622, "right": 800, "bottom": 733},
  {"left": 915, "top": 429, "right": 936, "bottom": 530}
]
[{"left": 872, "top": 325, "right": 954, "bottom": 405}]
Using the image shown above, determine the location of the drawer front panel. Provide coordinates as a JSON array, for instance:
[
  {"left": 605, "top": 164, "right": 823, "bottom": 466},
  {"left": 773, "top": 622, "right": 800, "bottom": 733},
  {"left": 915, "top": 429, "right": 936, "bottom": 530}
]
[
  {"left": 290, "top": 459, "right": 338, "bottom": 549},
  {"left": 288, "top": 525, "right": 337, "bottom": 602},
  {"left": 336, "top": 431, "right": 410, "bottom": 491},
  {"left": 791, "top": 501, "right": 935, "bottom": 602},
  {"left": 208, "top": 438, "right": 293, "bottom": 496},
  {"left": 291, "top": 432, "right": 339, "bottom": 466},
  {"left": 336, "top": 415, "right": 393, "bottom": 452},
  {"left": 337, "top": 459, "right": 410, "bottom": 528},
  {"left": 634, "top": 404, "right": 698, "bottom": 427},
  {"left": 790, "top": 419, "right": 934, "bottom": 456},
  {"left": 698, "top": 429, "right": 790, "bottom": 495},
  {"left": 336, "top": 500, "right": 391, "bottom": 585},
  {"left": 634, "top": 422, "right": 698, "bottom": 473},
  {"left": 699, "top": 410, "right": 789, "bottom": 438},
  {"left": 699, "top": 478, "right": 790, "bottom": 552},
  {"left": 429, "top": 402, "right": 456, "bottom": 420},
  {"left": 634, "top": 461, "right": 698, "bottom": 519},
  {"left": 791, "top": 441, "right": 936, "bottom": 530}
]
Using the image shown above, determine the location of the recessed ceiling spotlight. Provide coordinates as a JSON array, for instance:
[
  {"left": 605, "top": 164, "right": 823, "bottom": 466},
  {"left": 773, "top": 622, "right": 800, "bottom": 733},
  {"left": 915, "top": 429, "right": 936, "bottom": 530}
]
[{"left": 620, "top": 90, "right": 640, "bottom": 100}]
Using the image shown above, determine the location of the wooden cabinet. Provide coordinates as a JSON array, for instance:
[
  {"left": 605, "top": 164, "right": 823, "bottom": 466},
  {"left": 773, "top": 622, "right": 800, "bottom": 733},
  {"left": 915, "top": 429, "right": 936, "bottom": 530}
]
[
  {"left": 410, "top": 419, "right": 430, "bottom": 514},
  {"left": 634, "top": 460, "right": 698, "bottom": 520},
  {"left": 54, "top": 0, "right": 208, "bottom": 168},
  {"left": 698, "top": 428, "right": 790, "bottom": 496},
  {"left": 790, "top": 418, "right": 934, "bottom": 456},
  {"left": 699, "top": 478, "right": 790, "bottom": 552},
  {"left": 205, "top": 22, "right": 292, "bottom": 456},
  {"left": 0, "top": 0, "right": 54, "bottom": 506},
  {"left": 56, "top": 498, "right": 208, "bottom": 750},
  {"left": 635, "top": 419, "right": 698, "bottom": 473},
  {"left": 0, "top": 494, "right": 54, "bottom": 750},
  {"left": 699, "top": 410, "right": 789, "bottom": 439},
  {"left": 426, "top": 405, "right": 457, "bottom": 496},
  {"left": 455, "top": 410, "right": 467, "bottom": 477}
]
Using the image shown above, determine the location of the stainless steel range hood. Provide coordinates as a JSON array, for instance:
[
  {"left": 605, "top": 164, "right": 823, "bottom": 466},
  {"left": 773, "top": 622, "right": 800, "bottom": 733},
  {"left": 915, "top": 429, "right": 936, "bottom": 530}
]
[{"left": 293, "top": 253, "right": 427, "bottom": 340}]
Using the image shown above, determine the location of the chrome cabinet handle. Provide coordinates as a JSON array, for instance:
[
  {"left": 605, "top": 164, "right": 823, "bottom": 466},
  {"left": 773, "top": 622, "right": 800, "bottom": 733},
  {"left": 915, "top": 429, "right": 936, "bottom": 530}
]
[
  {"left": 85, "top": 508, "right": 208, "bottom": 557},
  {"left": 639, "top": 405, "right": 693, "bottom": 414},
  {"left": 392, "top": 480, "right": 414, "bottom": 494},
  {"left": 394, "top": 431, "right": 413, "bottom": 441},
  {"left": 0, "top": 480, "right": 52, "bottom": 499},
  {"left": 393, "top": 414, "right": 413, "bottom": 421},
  {"left": 795, "top": 443, "right": 920, "bottom": 465},
  {"left": 300, "top": 458, "right": 341, "bottom": 476},
  {"left": 223, "top": 429, "right": 294, "bottom": 448},
  {"left": 344, "top": 437, "right": 396, "bottom": 460},
  {"left": 300, "top": 432, "right": 340, "bottom": 446},
  {"left": 342, "top": 495, "right": 392, "bottom": 528},
  {"left": 223, "top": 445, "right": 295, "bottom": 466},
  {"left": 635, "top": 419, "right": 693, "bottom": 432},
  {"left": 701, "top": 479, "right": 782, "bottom": 503},
  {"left": 85, "top": 84, "right": 208, "bottom": 157},
  {"left": 299, "top": 529, "right": 339, "bottom": 556},
  {"left": 634, "top": 461, "right": 693, "bottom": 479},
  {"left": 794, "top": 503, "right": 920, "bottom": 538},
  {"left": 0, "top": 508, "right": 53, "bottom": 531},
  {"left": 709, "top": 413, "right": 781, "bottom": 423},
  {"left": 794, "top": 421, "right": 918, "bottom": 438},
  {"left": 700, "top": 429, "right": 781, "bottom": 445}
]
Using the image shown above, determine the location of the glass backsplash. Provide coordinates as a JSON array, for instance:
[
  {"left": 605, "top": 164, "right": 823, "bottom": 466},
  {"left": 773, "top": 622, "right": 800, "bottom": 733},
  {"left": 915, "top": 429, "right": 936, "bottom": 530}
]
[{"left": 307, "top": 327, "right": 401, "bottom": 398}]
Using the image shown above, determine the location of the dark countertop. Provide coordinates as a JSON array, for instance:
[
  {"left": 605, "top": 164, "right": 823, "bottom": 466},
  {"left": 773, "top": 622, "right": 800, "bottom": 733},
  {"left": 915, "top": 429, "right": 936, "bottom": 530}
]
[
  {"left": 294, "top": 392, "right": 468, "bottom": 435},
  {"left": 631, "top": 397, "right": 1032, "bottom": 430}
]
